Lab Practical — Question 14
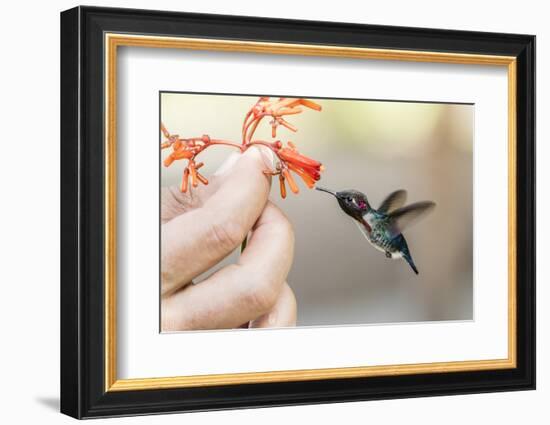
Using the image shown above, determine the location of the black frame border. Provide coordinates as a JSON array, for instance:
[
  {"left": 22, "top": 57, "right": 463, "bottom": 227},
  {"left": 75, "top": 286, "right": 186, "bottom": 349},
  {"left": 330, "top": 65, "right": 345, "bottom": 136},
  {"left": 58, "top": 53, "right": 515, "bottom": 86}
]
[{"left": 61, "top": 6, "right": 535, "bottom": 419}]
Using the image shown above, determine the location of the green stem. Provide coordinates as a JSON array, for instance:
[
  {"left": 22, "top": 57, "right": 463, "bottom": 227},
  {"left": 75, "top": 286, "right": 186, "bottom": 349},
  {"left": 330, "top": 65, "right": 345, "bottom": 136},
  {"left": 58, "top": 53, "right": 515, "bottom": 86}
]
[{"left": 240, "top": 236, "right": 248, "bottom": 253}]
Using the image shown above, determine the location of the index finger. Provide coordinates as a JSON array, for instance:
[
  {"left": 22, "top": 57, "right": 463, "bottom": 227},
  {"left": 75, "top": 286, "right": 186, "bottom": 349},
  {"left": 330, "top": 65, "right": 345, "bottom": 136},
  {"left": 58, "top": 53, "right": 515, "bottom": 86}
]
[{"left": 161, "top": 146, "right": 273, "bottom": 295}]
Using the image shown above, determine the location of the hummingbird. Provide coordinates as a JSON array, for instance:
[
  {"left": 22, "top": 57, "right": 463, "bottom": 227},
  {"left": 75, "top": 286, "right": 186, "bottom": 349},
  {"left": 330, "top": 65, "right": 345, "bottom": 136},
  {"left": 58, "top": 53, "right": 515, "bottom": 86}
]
[{"left": 316, "top": 187, "right": 436, "bottom": 275}]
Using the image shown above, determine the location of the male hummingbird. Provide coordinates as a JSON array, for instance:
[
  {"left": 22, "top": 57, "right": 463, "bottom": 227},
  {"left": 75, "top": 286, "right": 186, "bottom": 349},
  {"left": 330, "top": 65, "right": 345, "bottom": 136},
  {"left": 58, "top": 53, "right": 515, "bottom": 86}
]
[{"left": 316, "top": 187, "right": 435, "bottom": 275}]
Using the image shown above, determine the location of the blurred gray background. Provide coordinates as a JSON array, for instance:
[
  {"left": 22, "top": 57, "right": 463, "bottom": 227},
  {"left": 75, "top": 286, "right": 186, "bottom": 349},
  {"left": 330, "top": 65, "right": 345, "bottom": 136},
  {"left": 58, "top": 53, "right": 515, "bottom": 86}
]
[{"left": 161, "top": 93, "right": 473, "bottom": 326}]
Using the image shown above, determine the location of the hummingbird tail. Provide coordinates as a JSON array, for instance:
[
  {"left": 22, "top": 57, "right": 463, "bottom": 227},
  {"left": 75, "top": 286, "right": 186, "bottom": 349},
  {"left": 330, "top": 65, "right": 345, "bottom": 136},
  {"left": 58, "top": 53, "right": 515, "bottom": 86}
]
[{"left": 403, "top": 253, "right": 419, "bottom": 275}]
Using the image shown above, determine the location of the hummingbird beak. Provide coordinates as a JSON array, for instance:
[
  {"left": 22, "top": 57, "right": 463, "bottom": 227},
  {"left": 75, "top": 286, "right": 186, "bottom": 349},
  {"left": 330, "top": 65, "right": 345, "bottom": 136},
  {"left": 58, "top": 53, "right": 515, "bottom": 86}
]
[{"left": 315, "top": 186, "right": 338, "bottom": 197}]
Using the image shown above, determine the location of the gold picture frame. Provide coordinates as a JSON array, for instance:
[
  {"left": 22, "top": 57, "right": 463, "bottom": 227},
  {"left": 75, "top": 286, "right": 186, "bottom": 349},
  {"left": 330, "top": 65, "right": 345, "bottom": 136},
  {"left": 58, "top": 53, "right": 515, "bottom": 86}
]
[{"left": 104, "top": 33, "right": 517, "bottom": 392}]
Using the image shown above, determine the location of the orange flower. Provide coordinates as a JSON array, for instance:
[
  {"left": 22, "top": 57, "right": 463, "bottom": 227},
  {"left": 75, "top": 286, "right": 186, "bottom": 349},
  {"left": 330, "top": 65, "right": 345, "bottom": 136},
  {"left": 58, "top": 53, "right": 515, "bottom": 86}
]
[
  {"left": 296, "top": 98, "right": 322, "bottom": 111},
  {"left": 163, "top": 146, "right": 193, "bottom": 167},
  {"left": 282, "top": 169, "right": 299, "bottom": 194},
  {"left": 287, "top": 163, "right": 316, "bottom": 189},
  {"left": 180, "top": 168, "right": 190, "bottom": 193},
  {"left": 275, "top": 142, "right": 324, "bottom": 197},
  {"left": 161, "top": 96, "right": 325, "bottom": 198},
  {"left": 242, "top": 97, "right": 322, "bottom": 142},
  {"left": 278, "top": 147, "right": 322, "bottom": 171},
  {"left": 279, "top": 174, "right": 287, "bottom": 199},
  {"left": 179, "top": 161, "right": 209, "bottom": 193}
]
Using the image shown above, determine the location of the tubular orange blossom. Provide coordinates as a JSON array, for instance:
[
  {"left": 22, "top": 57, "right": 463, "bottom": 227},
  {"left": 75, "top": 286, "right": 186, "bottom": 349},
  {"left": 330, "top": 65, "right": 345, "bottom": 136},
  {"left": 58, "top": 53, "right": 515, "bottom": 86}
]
[
  {"left": 278, "top": 148, "right": 322, "bottom": 169},
  {"left": 196, "top": 172, "right": 208, "bottom": 185},
  {"left": 287, "top": 163, "right": 316, "bottom": 188},
  {"left": 282, "top": 169, "right": 299, "bottom": 194},
  {"left": 279, "top": 174, "right": 287, "bottom": 199},
  {"left": 299, "top": 99, "right": 322, "bottom": 111},
  {"left": 189, "top": 165, "right": 198, "bottom": 187},
  {"left": 181, "top": 168, "right": 190, "bottom": 193},
  {"left": 163, "top": 154, "right": 175, "bottom": 167}
]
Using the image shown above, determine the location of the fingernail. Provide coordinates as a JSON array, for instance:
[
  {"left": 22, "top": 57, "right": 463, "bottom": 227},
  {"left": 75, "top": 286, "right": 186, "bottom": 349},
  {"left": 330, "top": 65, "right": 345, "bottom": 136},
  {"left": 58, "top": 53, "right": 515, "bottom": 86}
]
[
  {"left": 213, "top": 152, "right": 240, "bottom": 176},
  {"left": 214, "top": 145, "right": 276, "bottom": 177},
  {"left": 249, "top": 145, "right": 276, "bottom": 172}
]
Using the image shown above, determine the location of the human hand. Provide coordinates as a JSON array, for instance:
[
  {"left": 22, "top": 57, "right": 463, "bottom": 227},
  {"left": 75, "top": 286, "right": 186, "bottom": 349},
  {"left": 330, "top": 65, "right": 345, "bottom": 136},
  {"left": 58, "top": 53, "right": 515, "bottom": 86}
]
[{"left": 161, "top": 146, "right": 297, "bottom": 331}]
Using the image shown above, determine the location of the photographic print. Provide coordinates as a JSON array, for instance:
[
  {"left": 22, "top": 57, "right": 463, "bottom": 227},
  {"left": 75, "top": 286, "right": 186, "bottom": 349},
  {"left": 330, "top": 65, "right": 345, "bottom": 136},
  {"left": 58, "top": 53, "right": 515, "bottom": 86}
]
[
  {"left": 160, "top": 93, "right": 473, "bottom": 331},
  {"left": 61, "top": 8, "right": 535, "bottom": 417}
]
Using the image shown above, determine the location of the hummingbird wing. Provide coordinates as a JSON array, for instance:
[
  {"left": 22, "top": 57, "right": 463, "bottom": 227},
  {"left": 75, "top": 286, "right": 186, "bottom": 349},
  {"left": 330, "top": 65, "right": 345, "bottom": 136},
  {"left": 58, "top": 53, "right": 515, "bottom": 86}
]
[
  {"left": 387, "top": 201, "right": 436, "bottom": 237},
  {"left": 377, "top": 190, "right": 407, "bottom": 213}
]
